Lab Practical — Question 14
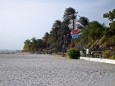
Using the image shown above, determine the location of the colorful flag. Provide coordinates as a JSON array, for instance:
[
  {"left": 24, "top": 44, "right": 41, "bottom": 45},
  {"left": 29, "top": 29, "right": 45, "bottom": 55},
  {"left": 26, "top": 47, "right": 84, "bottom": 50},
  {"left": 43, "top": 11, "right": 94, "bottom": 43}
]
[
  {"left": 71, "top": 34, "right": 78, "bottom": 39},
  {"left": 71, "top": 28, "right": 78, "bottom": 35}
]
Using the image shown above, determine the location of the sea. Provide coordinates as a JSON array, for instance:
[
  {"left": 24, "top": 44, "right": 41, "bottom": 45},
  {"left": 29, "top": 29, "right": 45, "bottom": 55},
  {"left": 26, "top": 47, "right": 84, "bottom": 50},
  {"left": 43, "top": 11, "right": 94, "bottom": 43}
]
[{"left": 0, "top": 49, "right": 21, "bottom": 54}]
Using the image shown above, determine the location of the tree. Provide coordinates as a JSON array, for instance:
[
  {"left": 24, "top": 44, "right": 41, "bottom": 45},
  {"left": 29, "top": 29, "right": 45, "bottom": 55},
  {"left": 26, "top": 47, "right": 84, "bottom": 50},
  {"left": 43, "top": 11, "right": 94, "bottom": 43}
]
[
  {"left": 43, "top": 32, "right": 49, "bottom": 42},
  {"left": 63, "top": 7, "right": 76, "bottom": 19},
  {"left": 62, "top": 7, "right": 77, "bottom": 51},
  {"left": 23, "top": 39, "right": 31, "bottom": 52},
  {"left": 78, "top": 17, "right": 89, "bottom": 27},
  {"left": 101, "top": 9, "right": 115, "bottom": 50},
  {"left": 103, "top": 9, "right": 115, "bottom": 21},
  {"left": 49, "top": 20, "right": 62, "bottom": 53},
  {"left": 77, "top": 21, "right": 106, "bottom": 48},
  {"left": 30, "top": 37, "right": 38, "bottom": 52},
  {"left": 63, "top": 7, "right": 76, "bottom": 24},
  {"left": 23, "top": 7, "right": 77, "bottom": 54},
  {"left": 42, "top": 32, "right": 49, "bottom": 53},
  {"left": 37, "top": 39, "right": 46, "bottom": 53}
]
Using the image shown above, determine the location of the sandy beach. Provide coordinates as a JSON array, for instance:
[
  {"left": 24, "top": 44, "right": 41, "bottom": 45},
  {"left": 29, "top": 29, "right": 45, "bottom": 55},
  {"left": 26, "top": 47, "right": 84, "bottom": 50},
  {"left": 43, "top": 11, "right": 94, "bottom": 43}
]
[{"left": 0, "top": 53, "right": 115, "bottom": 86}]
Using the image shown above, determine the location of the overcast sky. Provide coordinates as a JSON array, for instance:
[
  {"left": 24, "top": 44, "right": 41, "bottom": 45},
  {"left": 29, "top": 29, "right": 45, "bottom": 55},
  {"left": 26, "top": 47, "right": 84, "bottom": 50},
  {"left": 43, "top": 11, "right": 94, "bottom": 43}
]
[{"left": 0, "top": 0, "right": 115, "bottom": 50}]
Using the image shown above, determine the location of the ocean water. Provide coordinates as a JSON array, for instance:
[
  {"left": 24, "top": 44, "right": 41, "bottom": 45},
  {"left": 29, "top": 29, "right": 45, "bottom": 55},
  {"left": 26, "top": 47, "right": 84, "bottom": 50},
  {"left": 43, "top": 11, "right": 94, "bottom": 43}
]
[{"left": 0, "top": 50, "right": 21, "bottom": 54}]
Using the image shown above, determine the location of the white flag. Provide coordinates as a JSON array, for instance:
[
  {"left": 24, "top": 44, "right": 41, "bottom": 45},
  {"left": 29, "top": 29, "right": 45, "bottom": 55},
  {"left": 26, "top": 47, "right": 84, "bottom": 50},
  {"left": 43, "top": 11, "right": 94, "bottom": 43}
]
[
  {"left": 76, "top": 22, "right": 84, "bottom": 27},
  {"left": 68, "top": 23, "right": 73, "bottom": 30}
]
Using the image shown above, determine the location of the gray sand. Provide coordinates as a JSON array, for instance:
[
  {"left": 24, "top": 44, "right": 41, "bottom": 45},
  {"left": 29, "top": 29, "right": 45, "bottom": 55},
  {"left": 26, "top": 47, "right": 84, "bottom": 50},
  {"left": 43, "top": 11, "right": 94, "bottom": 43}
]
[{"left": 0, "top": 54, "right": 115, "bottom": 86}]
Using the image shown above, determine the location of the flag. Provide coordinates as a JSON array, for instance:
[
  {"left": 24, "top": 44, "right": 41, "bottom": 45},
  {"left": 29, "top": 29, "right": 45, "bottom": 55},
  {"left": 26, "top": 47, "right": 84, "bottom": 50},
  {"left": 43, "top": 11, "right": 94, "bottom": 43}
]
[
  {"left": 68, "top": 19, "right": 73, "bottom": 29},
  {"left": 71, "top": 34, "right": 78, "bottom": 39},
  {"left": 76, "top": 22, "right": 84, "bottom": 27},
  {"left": 68, "top": 23, "right": 73, "bottom": 29},
  {"left": 71, "top": 28, "right": 78, "bottom": 35},
  {"left": 70, "top": 19, "right": 73, "bottom": 23}
]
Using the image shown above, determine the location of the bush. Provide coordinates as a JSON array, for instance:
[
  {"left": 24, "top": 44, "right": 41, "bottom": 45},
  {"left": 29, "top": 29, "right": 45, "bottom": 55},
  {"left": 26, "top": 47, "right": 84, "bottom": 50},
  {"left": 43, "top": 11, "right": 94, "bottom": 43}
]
[
  {"left": 102, "top": 50, "right": 112, "bottom": 59},
  {"left": 67, "top": 48, "right": 80, "bottom": 59},
  {"left": 110, "top": 55, "right": 115, "bottom": 60}
]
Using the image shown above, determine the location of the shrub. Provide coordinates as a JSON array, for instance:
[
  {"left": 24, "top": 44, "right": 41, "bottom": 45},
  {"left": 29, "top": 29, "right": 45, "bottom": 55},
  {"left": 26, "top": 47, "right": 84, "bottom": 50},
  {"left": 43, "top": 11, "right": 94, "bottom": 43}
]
[
  {"left": 102, "top": 50, "right": 112, "bottom": 59},
  {"left": 110, "top": 55, "right": 115, "bottom": 60},
  {"left": 67, "top": 48, "right": 80, "bottom": 59}
]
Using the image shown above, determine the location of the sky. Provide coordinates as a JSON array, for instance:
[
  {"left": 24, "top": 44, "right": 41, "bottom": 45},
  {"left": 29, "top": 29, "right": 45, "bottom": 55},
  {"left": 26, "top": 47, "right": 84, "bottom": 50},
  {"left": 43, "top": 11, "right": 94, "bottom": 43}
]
[{"left": 0, "top": 0, "right": 115, "bottom": 50}]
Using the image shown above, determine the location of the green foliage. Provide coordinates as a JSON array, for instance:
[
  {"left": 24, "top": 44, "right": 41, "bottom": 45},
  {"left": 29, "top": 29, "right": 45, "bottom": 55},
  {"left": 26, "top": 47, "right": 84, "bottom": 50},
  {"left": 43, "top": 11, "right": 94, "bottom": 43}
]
[
  {"left": 79, "top": 21, "right": 106, "bottom": 47},
  {"left": 78, "top": 9, "right": 115, "bottom": 50},
  {"left": 23, "top": 38, "right": 46, "bottom": 53},
  {"left": 110, "top": 55, "right": 115, "bottom": 60},
  {"left": 23, "top": 39, "right": 31, "bottom": 52},
  {"left": 103, "top": 9, "right": 115, "bottom": 21},
  {"left": 23, "top": 8, "right": 115, "bottom": 57},
  {"left": 79, "top": 17, "right": 89, "bottom": 26},
  {"left": 67, "top": 48, "right": 80, "bottom": 59},
  {"left": 63, "top": 7, "right": 76, "bottom": 20},
  {"left": 102, "top": 50, "right": 112, "bottom": 59},
  {"left": 102, "top": 49, "right": 115, "bottom": 60}
]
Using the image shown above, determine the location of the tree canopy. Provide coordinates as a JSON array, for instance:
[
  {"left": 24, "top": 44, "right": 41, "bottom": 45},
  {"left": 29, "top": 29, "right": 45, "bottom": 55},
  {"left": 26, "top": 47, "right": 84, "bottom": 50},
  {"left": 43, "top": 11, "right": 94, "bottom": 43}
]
[{"left": 23, "top": 8, "right": 115, "bottom": 58}]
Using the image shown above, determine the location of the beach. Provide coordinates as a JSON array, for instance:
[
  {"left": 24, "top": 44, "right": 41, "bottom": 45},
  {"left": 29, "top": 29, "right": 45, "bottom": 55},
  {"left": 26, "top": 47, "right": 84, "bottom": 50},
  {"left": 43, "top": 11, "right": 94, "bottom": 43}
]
[{"left": 0, "top": 53, "right": 115, "bottom": 86}]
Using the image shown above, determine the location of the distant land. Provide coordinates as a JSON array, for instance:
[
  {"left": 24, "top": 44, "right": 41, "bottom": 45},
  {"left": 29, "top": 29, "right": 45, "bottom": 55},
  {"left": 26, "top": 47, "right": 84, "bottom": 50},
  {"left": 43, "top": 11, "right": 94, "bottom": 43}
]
[{"left": 0, "top": 49, "right": 21, "bottom": 54}]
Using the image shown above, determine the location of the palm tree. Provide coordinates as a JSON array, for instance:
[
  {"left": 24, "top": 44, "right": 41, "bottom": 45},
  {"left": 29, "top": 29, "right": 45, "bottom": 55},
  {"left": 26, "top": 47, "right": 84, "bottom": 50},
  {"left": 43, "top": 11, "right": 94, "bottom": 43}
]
[
  {"left": 23, "top": 39, "right": 31, "bottom": 52},
  {"left": 49, "top": 20, "right": 62, "bottom": 52},
  {"left": 100, "top": 9, "right": 115, "bottom": 52},
  {"left": 62, "top": 7, "right": 77, "bottom": 51},
  {"left": 36, "top": 39, "right": 45, "bottom": 53},
  {"left": 63, "top": 7, "right": 76, "bottom": 21},
  {"left": 103, "top": 9, "right": 115, "bottom": 21},
  {"left": 79, "top": 17, "right": 89, "bottom": 26},
  {"left": 43, "top": 32, "right": 49, "bottom": 53},
  {"left": 78, "top": 21, "right": 106, "bottom": 48}
]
